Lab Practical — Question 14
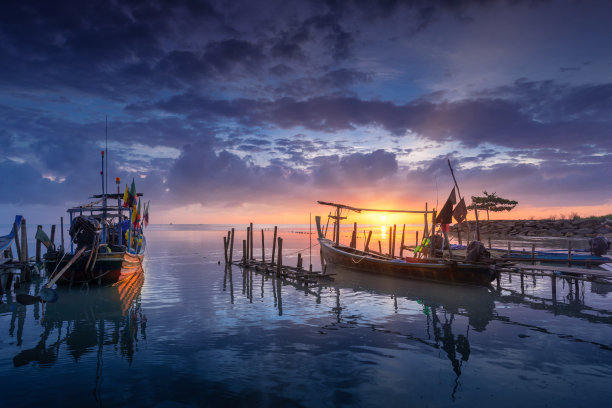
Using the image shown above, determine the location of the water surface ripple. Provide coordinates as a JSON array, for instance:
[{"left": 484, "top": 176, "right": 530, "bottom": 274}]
[{"left": 1, "top": 225, "right": 611, "bottom": 407}]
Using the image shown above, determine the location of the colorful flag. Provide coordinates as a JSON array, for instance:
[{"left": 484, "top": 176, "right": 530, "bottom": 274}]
[
  {"left": 131, "top": 199, "right": 138, "bottom": 224},
  {"left": 128, "top": 178, "right": 137, "bottom": 208},
  {"left": 122, "top": 184, "right": 129, "bottom": 207},
  {"left": 143, "top": 201, "right": 150, "bottom": 227}
]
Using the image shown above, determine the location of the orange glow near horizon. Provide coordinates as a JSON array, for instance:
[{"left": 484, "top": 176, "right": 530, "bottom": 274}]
[{"left": 151, "top": 199, "right": 612, "bottom": 225}]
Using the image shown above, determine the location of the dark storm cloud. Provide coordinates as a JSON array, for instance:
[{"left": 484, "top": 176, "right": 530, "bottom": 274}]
[
  {"left": 140, "top": 80, "right": 612, "bottom": 153},
  {"left": 2, "top": 0, "right": 610, "bottom": 217},
  {"left": 2, "top": 0, "right": 510, "bottom": 99}
]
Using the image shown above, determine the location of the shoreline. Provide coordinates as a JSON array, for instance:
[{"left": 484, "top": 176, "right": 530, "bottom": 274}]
[{"left": 451, "top": 218, "right": 612, "bottom": 238}]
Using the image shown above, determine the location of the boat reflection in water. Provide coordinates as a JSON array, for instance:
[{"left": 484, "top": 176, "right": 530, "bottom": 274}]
[
  {"left": 224, "top": 262, "right": 612, "bottom": 402},
  {"left": 224, "top": 263, "right": 496, "bottom": 400},
  {"left": 12, "top": 270, "right": 146, "bottom": 369},
  {"left": 328, "top": 265, "right": 497, "bottom": 400}
]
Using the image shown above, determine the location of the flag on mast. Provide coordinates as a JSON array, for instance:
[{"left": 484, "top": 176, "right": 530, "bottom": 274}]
[
  {"left": 143, "top": 201, "right": 150, "bottom": 227},
  {"left": 122, "top": 184, "right": 129, "bottom": 207},
  {"left": 128, "top": 178, "right": 137, "bottom": 208}
]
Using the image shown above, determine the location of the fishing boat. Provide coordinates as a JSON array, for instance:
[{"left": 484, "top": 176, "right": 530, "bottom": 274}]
[
  {"left": 315, "top": 203, "right": 499, "bottom": 287},
  {"left": 43, "top": 150, "right": 148, "bottom": 286}
]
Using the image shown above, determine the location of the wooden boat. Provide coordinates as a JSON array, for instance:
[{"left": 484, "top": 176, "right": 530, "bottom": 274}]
[
  {"left": 44, "top": 191, "right": 146, "bottom": 285},
  {"left": 315, "top": 201, "right": 498, "bottom": 286},
  {"left": 44, "top": 150, "right": 147, "bottom": 286},
  {"left": 319, "top": 237, "right": 497, "bottom": 286},
  {"left": 447, "top": 244, "right": 611, "bottom": 266}
]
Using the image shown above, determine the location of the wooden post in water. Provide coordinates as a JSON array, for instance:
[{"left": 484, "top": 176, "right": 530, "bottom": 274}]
[
  {"left": 531, "top": 244, "right": 535, "bottom": 265},
  {"left": 392, "top": 224, "right": 397, "bottom": 258},
  {"left": 388, "top": 226, "right": 392, "bottom": 256},
  {"left": 415, "top": 231, "right": 419, "bottom": 246},
  {"left": 60, "top": 217, "right": 65, "bottom": 251},
  {"left": 507, "top": 242, "right": 511, "bottom": 258},
  {"left": 242, "top": 240, "right": 247, "bottom": 264},
  {"left": 277, "top": 237, "right": 283, "bottom": 276},
  {"left": 36, "top": 225, "right": 42, "bottom": 262},
  {"left": 261, "top": 229, "right": 265, "bottom": 264},
  {"left": 271, "top": 226, "right": 278, "bottom": 266},
  {"left": 50, "top": 225, "right": 56, "bottom": 250},
  {"left": 378, "top": 241, "right": 382, "bottom": 254},
  {"left": 21, "top": 218, "right": 30, "bottom": 282},
  {"left": 399, "top": 224, "right": 405, "bottom": 258},
  {"left": 21, "top": 218, "right": 28, "bottom": 261},
  {"left": 250, "top": 222, "right": 254, "bottom": 260},
  {"left": 297, "top": 253, "right": 302, "bottom": 269},
  {"left": 246, "top": 226, "right": 251, "bottom": 262},
  {"left": 223, "top": 236, "right": 228, "bottom": 264},
  {"left": 364, "top": 230, "right": 372, "bottom": 252},
  {"left": 350, "top": 222, "right": 357, "bottom": 248},
  {"left": 13, "top": 221, "right": 22, "bottom": 262},
  {"left": 229, "top": 228, "right": 235, "bottom": 263},
  {"left": 568, "top": 241, "right": 572, "bottom": 267}
]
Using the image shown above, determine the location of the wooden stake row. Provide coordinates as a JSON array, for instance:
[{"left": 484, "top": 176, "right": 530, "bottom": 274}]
[{"left": 222, "top": 223, "right": 331, "bottom": 286}]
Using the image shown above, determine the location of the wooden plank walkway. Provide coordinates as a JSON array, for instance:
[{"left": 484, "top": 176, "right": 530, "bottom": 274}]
[{"left": 231, "top": 260, "right": 334, "bottom": 286}]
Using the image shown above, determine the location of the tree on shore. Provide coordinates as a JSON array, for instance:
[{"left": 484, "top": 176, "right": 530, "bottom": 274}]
[{"left": 468, "top": 191, "right": 518, "bottom": 220}]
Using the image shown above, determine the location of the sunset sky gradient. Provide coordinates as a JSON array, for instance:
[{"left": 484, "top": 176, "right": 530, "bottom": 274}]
[{"left": 1, "top": 0, "right": 611, "bottom": 224}]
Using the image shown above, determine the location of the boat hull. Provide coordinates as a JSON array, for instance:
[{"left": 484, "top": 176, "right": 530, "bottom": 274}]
[
  {"left": 320, "top": 238, "right": 496, "bottom": 286},
  {"left": 44, "top": 249, "right": 144, "bottom": 285}
]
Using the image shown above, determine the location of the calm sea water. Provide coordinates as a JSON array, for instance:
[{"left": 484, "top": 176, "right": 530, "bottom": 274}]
[{"left": 1, "top": 224, "right": 611, "bottom": 407}]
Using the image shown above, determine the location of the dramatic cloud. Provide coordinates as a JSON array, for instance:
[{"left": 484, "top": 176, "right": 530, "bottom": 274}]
[{"left": 1, "top": 0, "right": 611, "bottom": 222}]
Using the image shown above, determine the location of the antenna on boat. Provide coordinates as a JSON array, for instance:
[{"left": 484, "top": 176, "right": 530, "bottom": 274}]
[{"left": 105, "top": 115, "right": 108, "bottom": 199}]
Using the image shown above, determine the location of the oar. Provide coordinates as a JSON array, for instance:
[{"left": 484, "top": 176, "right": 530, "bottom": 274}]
[{"left": 16, "top": 247, "right": 87, "bottom": 305}]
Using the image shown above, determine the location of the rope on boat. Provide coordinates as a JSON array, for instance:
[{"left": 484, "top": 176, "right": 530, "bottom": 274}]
[{"left": 350, "top": 253, "right": 368, "bottom": 264}]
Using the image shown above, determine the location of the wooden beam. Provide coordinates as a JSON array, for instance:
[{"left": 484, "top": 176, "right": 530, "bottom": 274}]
[{"left": 317, "top": 201, "right": 434, "bottom": 214}]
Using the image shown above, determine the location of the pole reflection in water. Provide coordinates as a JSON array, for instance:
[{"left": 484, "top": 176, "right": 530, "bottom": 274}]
[
  {"left": 9, "top": 270, "right": 146, "bottom": 375},
  {"left": 222, "top": 262, "right": 612, "bottom": 402}
]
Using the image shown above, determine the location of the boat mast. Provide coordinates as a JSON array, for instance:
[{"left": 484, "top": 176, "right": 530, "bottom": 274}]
[{"left": 105, "top": 115, "right": 108, "bottom": 203}]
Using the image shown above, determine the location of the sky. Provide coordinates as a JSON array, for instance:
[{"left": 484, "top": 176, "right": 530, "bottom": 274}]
[{"left": 1, "top": 0, "right": 611, "bottom": 225}]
